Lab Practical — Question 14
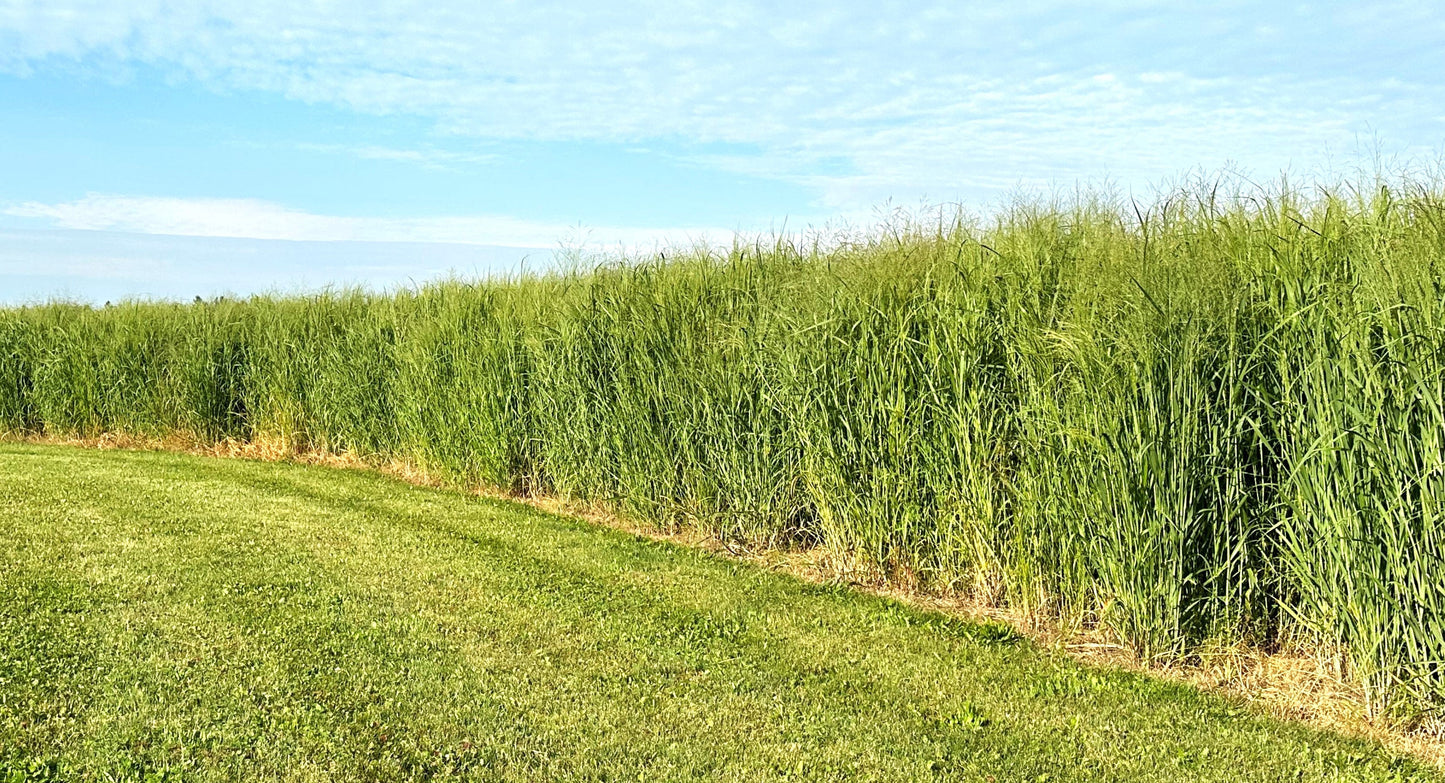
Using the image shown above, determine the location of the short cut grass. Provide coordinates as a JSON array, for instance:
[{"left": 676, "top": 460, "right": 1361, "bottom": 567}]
[{"left": 0, "top": 444, "right": 1436, "bottom": 781}]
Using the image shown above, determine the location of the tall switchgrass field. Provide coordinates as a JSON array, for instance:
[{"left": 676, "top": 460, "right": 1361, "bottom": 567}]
[{"left": 3, "top": 177, "right": 1443, "bottom": 718}]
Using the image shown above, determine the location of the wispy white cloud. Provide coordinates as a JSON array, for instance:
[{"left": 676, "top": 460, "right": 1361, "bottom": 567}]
[
  {"left": 3, "top": 194, "right": 734, "bottom": 250},
  {"left": 294, "top": 143, "right": 499, "bottom": 169},
  {"left": 0, "top": 2, "right": 1441, "bottom": 209}
]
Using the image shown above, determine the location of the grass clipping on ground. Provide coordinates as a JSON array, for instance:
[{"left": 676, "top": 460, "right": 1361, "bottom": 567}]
[{"left": 24, "top": 430, "right": 1445, "bottom": 771}]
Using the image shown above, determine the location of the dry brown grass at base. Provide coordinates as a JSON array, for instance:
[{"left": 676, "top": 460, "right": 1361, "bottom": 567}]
[{"left": 10, "top": 431, "right": 1444, "bottom": 768}]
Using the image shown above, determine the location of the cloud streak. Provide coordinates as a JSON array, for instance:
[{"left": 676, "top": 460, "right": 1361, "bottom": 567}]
[
  {"left": 0, "top": 227, "right": 550, "bottom": 303},
  {"left": 4, "top": 194, "right": 735, "bottom": 249}
]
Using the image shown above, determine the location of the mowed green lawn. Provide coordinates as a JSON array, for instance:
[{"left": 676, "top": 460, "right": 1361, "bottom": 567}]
[{"left": 0, "top": 444, "right": 1434, "bottom": 782}]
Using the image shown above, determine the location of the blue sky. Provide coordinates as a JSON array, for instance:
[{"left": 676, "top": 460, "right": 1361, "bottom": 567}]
[{"left": 1, "top": 1, "right": 1443, "bottom": 302}]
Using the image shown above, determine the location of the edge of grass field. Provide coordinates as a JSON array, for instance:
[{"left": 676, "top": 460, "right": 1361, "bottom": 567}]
[{"left": 7, "top": 431, "right": 1442, "bottom": 770}]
